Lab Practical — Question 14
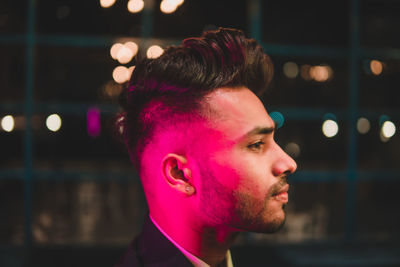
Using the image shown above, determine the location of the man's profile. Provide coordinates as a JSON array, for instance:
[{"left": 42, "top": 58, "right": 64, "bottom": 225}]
[{"left": 115, "top": 28, "right": 297, "bottom": 267}]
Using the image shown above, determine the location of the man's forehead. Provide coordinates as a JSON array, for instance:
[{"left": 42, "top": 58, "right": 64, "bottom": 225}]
[{"left": 202, "top": 87, "right": 274, "bottom": 138}]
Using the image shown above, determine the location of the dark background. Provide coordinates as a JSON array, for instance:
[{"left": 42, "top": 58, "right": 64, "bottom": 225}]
[{"left": 1, "top": 0, "right": 399, "bottom": 266}]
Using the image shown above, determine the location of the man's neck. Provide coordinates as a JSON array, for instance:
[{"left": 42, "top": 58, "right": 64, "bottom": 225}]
[
  {"left": 198, "top": 227, "right": 238, "bottom": 266},
  {"left": 199, "top": 229, "right": 238, "bottom": 267},
  {"left": 150, "top": 213, "right": 239, "bottom": 267}
]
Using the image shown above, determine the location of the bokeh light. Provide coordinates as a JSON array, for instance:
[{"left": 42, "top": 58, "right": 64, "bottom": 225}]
[
  {"left": 146, "top": 45, "right": 164, "bottom": 59},
  {"left": 357, "top": 117, "right": 370, "bottom": 134},
  {"left": 172, "top": 0, "right": 185, "bottom": 6},
  {"left": 285, "top": 142, "right": 301, "bottom": 158},
  {"left": 103, "top": 80, "right": 123, "bottom": 98},
  {"left": 300, "top": 64, "right": 312, "bottom": 80},
  {"left": 87, "top": 107, "right": 101, "bottom": 138},
  {"left": 160, "top": 0, "right": 184, "bottom": 14},
  {"left": 110, "top": 43, "right": 124, "bottom": 60},
  {"left": 370, "top": 59, "right": 383, "bottom": 75},
  {"left": 110, "top": 42, "right": 138, "bottom": 64},
  {"left": 46, "top": 114, "right": 62, "bottom": 132},
  {"left": 1, "top": 115, "right": 15, "bottom": 132},
  {"left": 283, "top": 62, "right": 299, "bottom": 79},
  {"left": 112, "top": 66, "right": 130, "bottom": 84},
  {"left": 124, "top": 41, "right": 138, "bottom": 57},
  {"left": 116, "top": 45, "right": 134, "bottom": 64},
  {"left": 269, "top": 111, "right": 284, "bottom": 129},
  {"left": 381, "top": 121, "right": 396, "bottom": 139},
  {"left": 100, "top": 0, "right": 116, "bottom": 8},
  {"left": 309, "top": 65, "right": 333, "bottom": 82},
  {"left": 127, "top": 0, "right": 144, "bottom": 13},
  {"left": 322, "top": 119, "right": 339, "bottom": 138},
  {"left": 160, "top": 0, "right": 178, "bottom": 13}
]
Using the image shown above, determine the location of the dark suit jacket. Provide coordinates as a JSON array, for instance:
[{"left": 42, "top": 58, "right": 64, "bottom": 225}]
[{"left": 114, "top": 216, "right": 194, "bottom": 267}]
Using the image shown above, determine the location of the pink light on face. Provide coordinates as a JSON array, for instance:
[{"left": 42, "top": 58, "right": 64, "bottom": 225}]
[{"left": 87, "top": 107, "right": 101, "bottom": 138}]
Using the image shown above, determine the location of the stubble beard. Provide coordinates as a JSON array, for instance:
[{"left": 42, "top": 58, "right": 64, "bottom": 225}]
[
  {"left": 233, "top": 191, "right": 287, "bottom": 233},
  {"left": 199, "top": 166, "right": 287, "bottom": 234}
]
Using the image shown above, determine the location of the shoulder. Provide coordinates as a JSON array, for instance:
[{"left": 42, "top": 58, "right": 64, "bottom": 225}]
[
  {"left": 114, "top": 238, "right": 142, "bottom": 267},
  {"left": 114, "top": 216, "right": 193, "bottom": 267}
]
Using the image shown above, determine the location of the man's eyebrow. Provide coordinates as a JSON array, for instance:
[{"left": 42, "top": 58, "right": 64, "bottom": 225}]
[{"left": 244, "top": 126, "right": 275, "bottom": 138}]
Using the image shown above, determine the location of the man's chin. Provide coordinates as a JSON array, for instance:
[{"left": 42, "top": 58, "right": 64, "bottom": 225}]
[
  {"left": 241, "top": 214, "right": 286, "bottom": 234},
  {"left": 258, "top": 217, "right": 286, "bottom": 234},
  {"left": 266, "top": 216, "right": 286, "bottom": 233}
]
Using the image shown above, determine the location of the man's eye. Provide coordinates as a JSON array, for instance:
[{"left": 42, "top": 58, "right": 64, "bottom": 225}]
[{"left": 247, "top": 141, "right": 265, "bottom": 151}]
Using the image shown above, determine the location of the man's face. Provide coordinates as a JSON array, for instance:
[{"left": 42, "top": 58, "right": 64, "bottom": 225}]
[{"left": 192, "top": 87, "right": 297, "bottom": 233}]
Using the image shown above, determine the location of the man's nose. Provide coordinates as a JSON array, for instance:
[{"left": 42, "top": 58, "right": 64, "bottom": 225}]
[{"left": 272, "top": 143, "right": 297, "bottom": 177}]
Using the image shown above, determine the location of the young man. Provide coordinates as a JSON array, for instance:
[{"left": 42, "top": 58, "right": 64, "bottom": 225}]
[{"left": 115, "top": 28, "right": 297, "bottom": 267}]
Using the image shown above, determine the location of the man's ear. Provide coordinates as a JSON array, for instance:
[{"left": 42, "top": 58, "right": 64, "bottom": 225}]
[{"left": 162, "top": 153, "right": 195, "bottom": 196}]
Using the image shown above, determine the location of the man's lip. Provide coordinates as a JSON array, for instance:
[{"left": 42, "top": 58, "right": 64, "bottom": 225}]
[
  {"left": 272, "top": 184, "right": 289, "bottom": 203},
  {"left": 272, "top": 184, "right": 289, "bottom": 196}
]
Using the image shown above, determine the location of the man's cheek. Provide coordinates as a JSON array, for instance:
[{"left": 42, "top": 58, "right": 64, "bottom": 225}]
[{"left": 211, "top": 162, "right": 242, "bottom": 190}]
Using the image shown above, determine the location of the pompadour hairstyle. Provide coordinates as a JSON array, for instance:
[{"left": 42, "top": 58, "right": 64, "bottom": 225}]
[{"left": 116, "top": 27, "right": 274, "bottom": 169}]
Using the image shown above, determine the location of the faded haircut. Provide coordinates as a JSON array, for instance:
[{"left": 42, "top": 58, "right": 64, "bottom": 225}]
[{"left": 116, "top": 27, "right": 274, "bottom": 169}]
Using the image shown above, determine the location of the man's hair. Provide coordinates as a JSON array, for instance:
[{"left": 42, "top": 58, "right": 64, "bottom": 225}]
[{"left": 116, "top": 27, "right": 274, "bottom": 169}]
